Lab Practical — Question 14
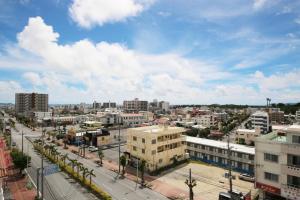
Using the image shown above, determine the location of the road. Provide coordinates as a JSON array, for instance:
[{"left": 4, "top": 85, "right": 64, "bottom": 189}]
[
  {"left": 7, "top": 114, "right": 168, "bottom": 200},
  {"left": 7, "top": 115, "right": 96, "bottom": 200}
]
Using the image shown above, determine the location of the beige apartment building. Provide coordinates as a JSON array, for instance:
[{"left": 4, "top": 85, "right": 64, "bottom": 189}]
[
  {"left": 236, "top": 127, "right": 261, "bottom": 145},
  {"left": 255, "top": 125, "right": 300, "bottom": 200},
  {"left": 126, "top": 125, "right": 186, "bottom": 172}
]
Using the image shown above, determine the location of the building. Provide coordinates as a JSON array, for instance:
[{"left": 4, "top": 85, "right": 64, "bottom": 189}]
[
  {"left": 296, "top": 110, "right": 300, "bottom": 123},
  {"left": 186, "top": 136, "right": 255, "bottom": 175},
  {"left": 32, "top": 111, "right": 52, "bottom": 121},
  {"left": 102, "top": 102, "right": 116, "bottom": 109},
  {"left": 15, "top": 93, "right": 48, "bottom": 116},
  {"left": 159, "top": 101, "right": 170, "bottom": 112},
  {"left": 120, "top": 113, "right": 146, "bottom": 127},
  {"left": 97, "top": 112, "right": 121, "bottom": 126},
  {"left": 123, "top": 98, "right": 148, "bottom": 113},
  {"left": 255, "top": 125, "right": 300, "bottom": 200},
  {"left": 126, "top": 125, "right": 187, "bottom": 172},
  {"left": 92, "top": 101, "right": 101, "bottom": 110},
  {"left": 267, "top": 108, "right": 284, "bottom": 124},
  {"left": 251, "top": 111, "right": 270, "bottom": 134},
  {"left": 236, "top": 127, "right": 261, "bottom": 145},
  {"left": 214, "top": 112, "right": 229, "bottom": 122},
  {"left": 192, "top": 114, "right": 217, "bottom": 128}
]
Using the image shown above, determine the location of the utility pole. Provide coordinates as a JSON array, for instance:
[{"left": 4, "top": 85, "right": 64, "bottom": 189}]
[
  {"left": 36, "top": 168, "right": 40, "bottom": 199},
  {"left": 227, "top": 134, "right": 233, "bottom": 194},
  {"left": 21, "top": 130, "right": 24, "bottom": 154},
  {"left": 118, "top": 117, "right": 121, "bottom": 174},
  {"left": 41, "top": 124, "right": 45, "bottom": 199},
  {"left": 185, "top": 168, "right": 196, "bottom": 200}
]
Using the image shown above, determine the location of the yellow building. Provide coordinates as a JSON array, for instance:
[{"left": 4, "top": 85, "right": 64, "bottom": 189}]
[{"left": 126, "top": 124, "right": 187, "bottom": 172}]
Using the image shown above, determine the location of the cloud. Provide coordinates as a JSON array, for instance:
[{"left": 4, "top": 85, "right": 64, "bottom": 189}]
[
  {"left": 295, "top": 18, "right": 300, "bottom": 25},
  {"left": 69, "top": 0, "right": 154, "bottom": 28},
  {"left": 0, "top": 81, "right": 23, "bottom": 102},
  {"left": 253, "top": 0, "right": 268, "bottom": 10}
]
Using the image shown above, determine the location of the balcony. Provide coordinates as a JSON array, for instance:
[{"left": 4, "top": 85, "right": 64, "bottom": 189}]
[
  {"left": 282, "top": 165, "right": 300, "bottom": 177},
  {"left": 281, "top": 184, "right": 300, "bottom": 199}
]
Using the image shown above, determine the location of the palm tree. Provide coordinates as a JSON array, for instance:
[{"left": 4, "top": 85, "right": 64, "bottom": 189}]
[
  {"left": 88, "top": 169, "right": 96, "bottom": 185},
  {"left": 120, "top": 155, "right": 127, "bottom": 176},
  {"left": 76, "top": 162, "right": 83, "bottom": 177},
  {"left": 69, "top": 158, "right": 77, "bottom": 172},
  {"left": 139, "top": 160, "right": 146, "bottom": 186},
  {"left": 82, "top": 167, "right": 89, "bottom": 183},
  {"left": 97, "top": 149, "right": 104, "bottom": 166},
  {"left": 61, "top": 153, "right": 69, "bottom": 167}
]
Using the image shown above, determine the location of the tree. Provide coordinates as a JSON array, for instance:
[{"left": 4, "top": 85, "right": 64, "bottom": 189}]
[
  {"left": 88, "top": 169, "right": 96, "bottom": 185},
  {"left": 120, "top": 155, "right": 127, "bottom": 176},
  {"left": 97, "top": 149, "right": 104, "bottom": 166},
  {"left": 10, "top": 148, "right": 31, "bottom": 174},
  {"left": 69, "top": 158, "right": 77, "bottom": 172},
  {"left": 82, "top": 167, "right": 89, "bottom": 183},
  {"left": 76, "top": 162, "right": 83, "bottom": 177},
  {"left": 139, "top": 160, "right": 146, "bottom": 186},
  {"left": 61, "top": 153, "right": 68, "bottom": 167}
]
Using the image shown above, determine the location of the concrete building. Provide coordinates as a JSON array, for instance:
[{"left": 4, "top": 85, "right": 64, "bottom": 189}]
[
  {"left": 126, "top": 125, "right": 186, "bottom": 172},
  {"left": 32, "top": 111, "right": 52, "bottom": 121},
  {"left": 192, "top": 114, "right": 217, "bottom": 128},
  {"left": 123, "top": 98, "right": 148, "bottom": 113},
  {"left": 255, "top": 125, "right": 300, "bottom": 200},
  {"left": 92, "top": 101, "right": 101, "bottom": 110},
  {"left": 159, "top": 101, "right": 170, "bottom": 112},
  {"left": 236, "top": 127, "right": 261, "bottom": 145},
  {"left": 214, "top": 112, "right": 229, "bottom": 122},
  {"left": 120, "top": 113, "right": 146, "bottom": 127},
  {"left": 186, "top": 136, "right": 255, "bottom": 175},
  {"left": 267, "top": 108, "right": 284, "bottom": 124},
  {"left": 296, "top": 110, "right": 300, "bottom": 123},
  {"left": 15, "top": 93, "right": 48, "bottom": 116},
  {"left": 251, "top": 111, "right": 270, "bottom": 134},
  {"left": 102, "top": 102, "right": 116, "bottom": 109}
]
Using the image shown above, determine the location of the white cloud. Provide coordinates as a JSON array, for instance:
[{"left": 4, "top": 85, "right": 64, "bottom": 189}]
[
  {"left": 0, "top": 81, "right": 23, "bottom": 102},
  {"left": 295, "top": 18, "right": 300, "bottom": 25},
  {"left": 69, "top": 0, "right": 153, "bottom": 28},
  {"left": 253, "top": 0, "right": 268, "bottom": 10}
]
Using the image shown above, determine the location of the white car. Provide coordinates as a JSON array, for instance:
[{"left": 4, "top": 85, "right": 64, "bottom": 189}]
[
  {"left": 238, "top": 173, "right": 255, "bottom": 182},
  {"left": 88, "top": 146, "right": 98, "bottom": 152}
]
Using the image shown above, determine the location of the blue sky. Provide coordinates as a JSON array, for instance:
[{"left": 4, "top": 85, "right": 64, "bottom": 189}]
[{"left": 0, "top": 0, "right": 300, "bottom": 104}]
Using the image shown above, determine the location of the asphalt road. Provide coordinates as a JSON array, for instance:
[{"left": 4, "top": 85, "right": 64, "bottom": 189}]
[
  {"left": 7, "top": 114, "right": 168, "bottom": 200},
  {"left": 8, "top": 115, "right": 95, "bottom": 200}
]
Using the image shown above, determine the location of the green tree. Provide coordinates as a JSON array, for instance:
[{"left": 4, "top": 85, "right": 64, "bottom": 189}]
[
  {"left": 61, "top": 153, "right": 69, "bottom": 167},
  {"left": 120, "top": 155, "right": 127, "bottom": 176},
  {"left": 97, "top": 149, "right": 104, "bottom": 166},
  {"left": 10, "top": 148, "right": 31, "bottom": 174},
  {"left": 88, "top": 169, "right": 96, "bottom": 185},
  {"left": 69, "top": 158, "right": 77, "bottom": 172},
  {"left": 139, "top": 160, "right": 146, "bottom": 186}
]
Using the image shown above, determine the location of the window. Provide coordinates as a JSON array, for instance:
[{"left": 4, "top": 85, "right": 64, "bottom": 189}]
[
  {"left": 133, "top": 136, "right": 137, "bottom": 141},
  {"left": 292, "top": 135, "right": 300, "bottom": 144},
  {"left": 288, "top": 154, "right": 300, "bottom": 167},
  {"left": 264, "top": 172, "right": 279, "bottom": 182},
  {"left": 152, "top": 139, "right": 156, "bottom": 144},
  {"left": 264, "top": 153, "right": 278, "bottom": 163},
  {"left": 142, "top": 149, "right": 145, "bottom": 154},
  {"left": 142, "top": 138, "right": 145, "bottom": 143},
  {"left": 133, "top": 146, "right": 137, "bottom": 151},
  {"left": 159, "top": 159, "right": 163, "bottom": 163},
  {"left": 152, "top": 150, "right": 156, "bottom": 155},
  {"left": 287, "top": 175, "right": 300, "bottom": 188},
  {"left": 237, "top": 153, "right": 243, "bottom": 158}
]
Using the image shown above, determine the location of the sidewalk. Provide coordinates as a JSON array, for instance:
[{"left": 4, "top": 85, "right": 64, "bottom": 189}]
[{"left": 0, "top": 137, "right": 36, "bottom": 200}]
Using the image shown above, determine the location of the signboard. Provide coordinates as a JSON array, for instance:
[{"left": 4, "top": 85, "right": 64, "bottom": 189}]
[
  {"left": 43, "top": 164, "right": 59, "bottom": 176},
  {"left": 256, "top": 182, "right": 281, "bottom": 195}
]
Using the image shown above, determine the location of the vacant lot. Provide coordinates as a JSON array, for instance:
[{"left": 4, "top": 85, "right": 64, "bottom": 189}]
[{"left": 155, "top": 162, "right": 257, "bottom": 200}]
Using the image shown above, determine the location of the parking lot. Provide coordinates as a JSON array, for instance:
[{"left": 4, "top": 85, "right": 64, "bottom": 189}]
[{"left": 154, "top": 162, "right": 257, "bottom": 200}]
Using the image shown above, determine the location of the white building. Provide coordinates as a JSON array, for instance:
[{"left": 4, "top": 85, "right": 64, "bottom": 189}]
[
  {"left": 255, "top": 125, "right": 300, "bottom": 200},
  {"left": 121, "top": 113, "right": 146, "bottom": 127},
  {"left": 236, "top": 127, "right": 261, "bottom": 145},
  {"left": 159, "top": 101, "right": 170, "bottom": 112},
  {"left": 32, "top": 111, "right": 52, "bottom": 121},
  {"left": 186, "top": 136, "right": 255, "bottom": 175},
  {"left": 251, "top": 111, "right": 270, "bottom": 134},
  {"left": 296, "top": 110, "right": 300, "bottom": 123},
  {"left": 192, "top": 114, "right": 217, "bottom": 128}
]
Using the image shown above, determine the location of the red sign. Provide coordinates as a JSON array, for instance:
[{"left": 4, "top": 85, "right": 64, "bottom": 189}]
[{"left": 256, "top": 182, "right": 281, "bottom": 194}]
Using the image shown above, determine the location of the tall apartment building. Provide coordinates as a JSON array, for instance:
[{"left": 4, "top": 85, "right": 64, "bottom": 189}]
[
  {"left": 123, "top": 98, "right": 148, "bottom": 113},
  {"left": 159, "top": 101, "right": 170, "bottom": 112},
  {"left": 192, "top": 114, "right": 217, "bottom": 128},
  {"left": 251, "top": 111, "right": 270, "bottom": 134},
  {"left": 126, "top": 125, "right": 186, "bottom": 172},
  {"left": 15, "top": 93, "right": 48, "bottom": 116},
  {"left": 186, "top": 136, "right": 255, "bottom": 175},
  {"left": 255, "top": 125, "right": 300, "bottom": 200},
  {"left": 296, "top": 110, "right": 300, "bottom": 123}
]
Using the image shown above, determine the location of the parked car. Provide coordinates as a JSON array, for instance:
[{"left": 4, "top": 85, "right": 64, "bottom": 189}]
[
  {"left": 238, "top": 173, "right": 255, "bottom": 182},
  {"left": 88, "top": 146, "right": 98, "bottom": 152},
  {"left": 224, "top": 172, "right": 236, "bottom": 179}
]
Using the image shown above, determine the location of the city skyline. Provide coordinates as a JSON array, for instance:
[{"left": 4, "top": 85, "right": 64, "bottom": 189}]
[{"left": 0, "top": 0, "right": 300, "bottom": 104}]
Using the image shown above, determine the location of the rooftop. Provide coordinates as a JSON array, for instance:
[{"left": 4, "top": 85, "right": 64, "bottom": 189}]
[
  {"left": 129, "top": 125, "right": 186, "bottom": 135},
  {"left": 251, "top": 111, "right": 268, "bottom": 117},
  {"left": 186, "top": 136, "right": 255, "bottom": 155}
]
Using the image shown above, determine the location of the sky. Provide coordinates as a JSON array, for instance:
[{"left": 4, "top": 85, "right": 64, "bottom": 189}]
[{"left": 0, "top": 0, "right": 300, "bottom": 105}]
